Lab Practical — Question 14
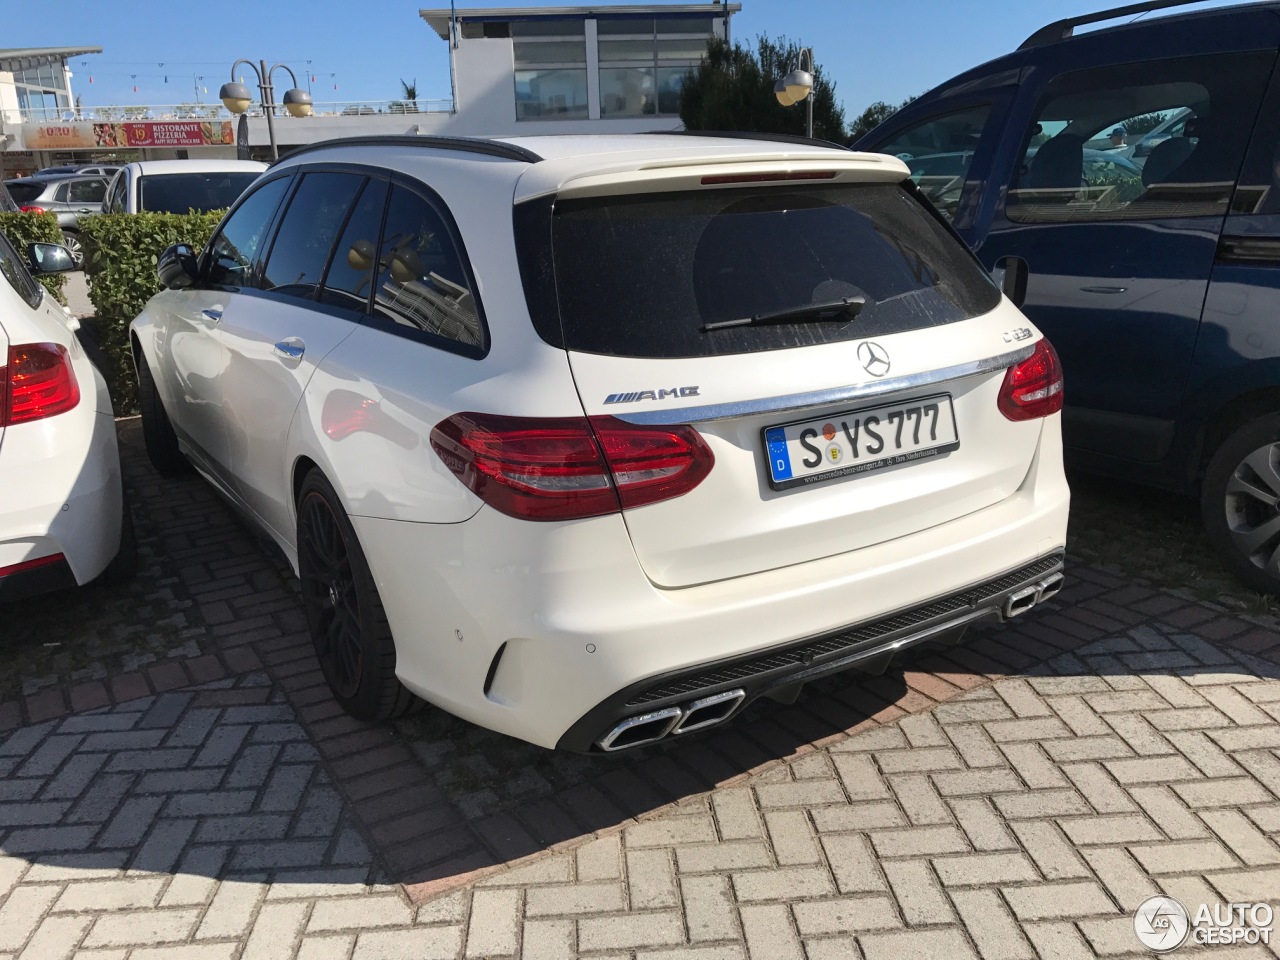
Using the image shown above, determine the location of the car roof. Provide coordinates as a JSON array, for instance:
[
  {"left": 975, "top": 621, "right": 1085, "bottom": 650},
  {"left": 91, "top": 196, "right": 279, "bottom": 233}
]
[
  {"left": 120, "top": 160, "right": 268, "bottom": 175},
  {"left": 1021, "top": 0, "right": 1280, "bottom": 48},
  {"left": 276, "top": 133, "right": 908, "bottom": 204}
]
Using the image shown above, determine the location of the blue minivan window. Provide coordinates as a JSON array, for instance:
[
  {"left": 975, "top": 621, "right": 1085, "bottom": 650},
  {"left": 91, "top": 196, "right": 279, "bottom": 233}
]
[{"left": 1007, "top": 53, "right": 1272, "bottom": 222}]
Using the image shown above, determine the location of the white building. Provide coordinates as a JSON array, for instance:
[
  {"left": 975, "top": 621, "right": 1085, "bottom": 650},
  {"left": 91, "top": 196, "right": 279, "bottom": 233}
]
[
  {"left": 0, "top": 46, "right": 101, "bottom": 175},
  {"left": 1, "top": 3, "right": 738, "bottom": 168}
]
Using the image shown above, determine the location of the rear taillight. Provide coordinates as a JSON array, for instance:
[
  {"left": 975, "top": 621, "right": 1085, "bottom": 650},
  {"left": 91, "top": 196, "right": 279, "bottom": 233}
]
[
  {"left": 429, "top": 413, "right": 714, "bottom": 521},
  {"left": 1, "top": 343, "right": 81, "bottom": 427},
  {"left": 998, "top": 338, "right": 1063, "bottom": 422},
  {"left": 19, "top": 205, "right": 47, "bottom": 215}
]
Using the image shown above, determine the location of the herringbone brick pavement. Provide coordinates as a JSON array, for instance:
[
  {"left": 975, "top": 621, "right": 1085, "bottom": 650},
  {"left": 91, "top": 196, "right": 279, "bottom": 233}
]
[{"left": 1, "top": 618, "right": 1278, "bottom": 957}]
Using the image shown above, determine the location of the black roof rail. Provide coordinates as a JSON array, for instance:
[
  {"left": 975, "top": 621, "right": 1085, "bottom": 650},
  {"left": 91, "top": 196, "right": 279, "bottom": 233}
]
[
  {"left": 1020, "top": 0, "right": 1211, "bottom": 48},
  {"left": 645, "top": 129, "right": 849, "bottom": 150},
  {"left": 279, "top": 134, "right": 544, "bottom": 164}
]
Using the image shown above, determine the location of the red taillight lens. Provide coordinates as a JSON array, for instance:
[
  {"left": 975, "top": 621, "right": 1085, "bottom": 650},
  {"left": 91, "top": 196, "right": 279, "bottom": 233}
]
[
  {"left": 1, "top": 343, "right": 81, "bottom": 427},
  {"left": 429, "top": 413, "right": 714, "bottom": 521},
  {"left": 998, "top": 338, "right": 1063, "bottom": 422},
  {"left": 19, "top": 205, "right": 47, "bottom": 215}
]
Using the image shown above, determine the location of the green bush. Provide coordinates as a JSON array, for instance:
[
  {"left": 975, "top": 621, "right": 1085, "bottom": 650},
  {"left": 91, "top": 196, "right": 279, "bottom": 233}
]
[
  {"left": 0, "top": 211, "right": 68, "bottom": 305},
  {"left": 78, "top": 211, "right": 224, "bottom": 413}
]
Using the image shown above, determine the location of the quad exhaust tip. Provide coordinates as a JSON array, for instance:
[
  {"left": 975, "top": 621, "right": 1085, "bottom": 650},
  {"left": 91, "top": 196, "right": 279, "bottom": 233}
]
[
  {"left": 1004, "top": 572, "right": 1066, "bottom": 618},
  {"left": 597, "top": 688, "right": 746, "bottom": 752}
]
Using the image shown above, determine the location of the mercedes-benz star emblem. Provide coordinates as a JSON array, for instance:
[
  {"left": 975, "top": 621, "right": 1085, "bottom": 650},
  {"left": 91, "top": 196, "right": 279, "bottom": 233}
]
[{"left": 857, "top": 341, "right": 891, "bottom": 378}]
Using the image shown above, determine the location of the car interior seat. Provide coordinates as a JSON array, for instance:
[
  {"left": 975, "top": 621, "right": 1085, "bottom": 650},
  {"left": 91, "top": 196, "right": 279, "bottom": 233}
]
[
  {"left": 1026, "top": 133, "right": 1085, "bottom": 189},
  {"left": 1141, "top": 135, "right": 1197, "bottom": 187}
]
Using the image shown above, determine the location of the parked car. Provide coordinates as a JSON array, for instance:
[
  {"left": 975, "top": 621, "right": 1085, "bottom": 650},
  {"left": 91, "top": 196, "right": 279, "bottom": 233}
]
[
  {"left": 856, "top": 0, "right": 1280, "bottom": 593},
  {"left": 37, "top": 164, "right": 121, "bottom": 178},
  {"left": 4, "top": 174, "right": 110, "bottom": 267},
  {"left": 0, "top": 234, "right": 133, "bottom": 601},
  {"left": 131, "top": 133, "right": 1069, "bottom": 751},
  {"left": 103, "top": 160, "right": 267, "bottom": 215}
]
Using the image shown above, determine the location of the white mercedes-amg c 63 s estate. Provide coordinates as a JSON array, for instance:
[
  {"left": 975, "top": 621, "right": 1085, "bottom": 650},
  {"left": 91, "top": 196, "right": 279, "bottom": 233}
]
[{"left": 131, "top": 133, "right": 1069, "bottom": 752}]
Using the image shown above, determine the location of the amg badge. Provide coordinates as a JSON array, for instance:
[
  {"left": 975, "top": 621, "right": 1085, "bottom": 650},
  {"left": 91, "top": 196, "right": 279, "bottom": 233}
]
[{"left": 604, "top": 386, "right": 701, "bottom": 404}]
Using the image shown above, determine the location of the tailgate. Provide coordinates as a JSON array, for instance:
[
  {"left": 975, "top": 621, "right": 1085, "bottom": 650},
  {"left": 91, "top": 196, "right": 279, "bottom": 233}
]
[
  {"left": 568, "top": 321, "right": 1040, "bottom": 587},
  {"left": 527, "top": 173, "right": 1047, "bottom": 588}
]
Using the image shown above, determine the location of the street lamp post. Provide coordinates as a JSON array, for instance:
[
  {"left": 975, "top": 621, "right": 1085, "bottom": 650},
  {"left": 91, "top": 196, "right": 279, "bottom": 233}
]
[
  {"left": 219, "top": 60, "right": 313, "bottom": 161},
  {"left": 773, "top": 47, "right": 815, "bottom": 139}
]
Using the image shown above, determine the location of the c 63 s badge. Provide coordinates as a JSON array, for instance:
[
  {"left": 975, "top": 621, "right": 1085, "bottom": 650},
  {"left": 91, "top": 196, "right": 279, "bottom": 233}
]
[{"left": 604, "top": 386, "right": 700, "bottom": 404}]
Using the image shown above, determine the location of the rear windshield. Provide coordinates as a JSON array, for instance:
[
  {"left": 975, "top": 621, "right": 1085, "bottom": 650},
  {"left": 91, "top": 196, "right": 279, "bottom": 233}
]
[
  {"left": 6, "top": 182, "right": 44, "bottom": 206},
  {"left": 139, "top": 172, "right": 261, "bottom": 214},
  {"left": 521, "top": 182, "right": 1000, "bottom": 358}
]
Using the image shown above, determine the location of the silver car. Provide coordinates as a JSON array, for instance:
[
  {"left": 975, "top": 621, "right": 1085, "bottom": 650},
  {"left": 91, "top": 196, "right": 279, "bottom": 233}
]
[{"left": 4, "top": 175, "right": 109, "bottom": 267}]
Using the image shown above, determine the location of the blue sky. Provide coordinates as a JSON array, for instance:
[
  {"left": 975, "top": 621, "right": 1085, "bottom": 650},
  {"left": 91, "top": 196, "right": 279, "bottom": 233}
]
[{"left": 10, "top": 0, "right": 1247, "bottom": 117}]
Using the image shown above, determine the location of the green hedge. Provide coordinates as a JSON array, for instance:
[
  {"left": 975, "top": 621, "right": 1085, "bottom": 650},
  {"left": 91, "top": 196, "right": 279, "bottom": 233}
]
[
  {"left": 79, "top": 211, "right": 224, "bottom": 414},
  {"left": 0, "top": 212, "right": 68, "bottom": 305}
]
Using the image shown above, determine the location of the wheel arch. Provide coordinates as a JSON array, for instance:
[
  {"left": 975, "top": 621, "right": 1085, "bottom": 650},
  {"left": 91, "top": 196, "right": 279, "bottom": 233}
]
[{"left": 1197, "top": 385, "right": 1280, "bottom": 480}]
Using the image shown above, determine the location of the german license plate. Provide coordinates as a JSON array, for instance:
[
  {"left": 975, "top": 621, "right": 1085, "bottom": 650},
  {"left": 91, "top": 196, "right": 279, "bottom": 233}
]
[{"left": 763, "top": 394, "right": 959, "bottom": 491}]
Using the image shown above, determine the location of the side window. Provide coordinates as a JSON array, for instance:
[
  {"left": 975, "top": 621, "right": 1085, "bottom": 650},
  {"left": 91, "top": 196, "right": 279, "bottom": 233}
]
[
  {"left": 320, "top": 178, "right": 388, "bottom": 313},
  {"left": 69, "top": 179, "right": 107, "bottom": 204},
  {"left": 868, "top": 106, "right": 992, "bottom": 220},
  {"left": 260, "top": 173, "right": 365, "bottom": 301},
  {"left": 368, "top": 184, "right": 485, "bottom": 352},
  {"left": 1007, "top": 53, "right": 1272, "bottom": 223},
  {"left": 105, "top": 175, "right": 126, "bottom": 214},
  {"left": 1232, "top": 71, "right": 1280, "bottom": 216},
  {"left": 53, "top": 182, "right": 70, "bottom": 203},
  {"left": 0, "top": 231, "right": 43, "bottom": 309},
  {"left": 206, "top": 177, "right": 290, "bottom": 287}
]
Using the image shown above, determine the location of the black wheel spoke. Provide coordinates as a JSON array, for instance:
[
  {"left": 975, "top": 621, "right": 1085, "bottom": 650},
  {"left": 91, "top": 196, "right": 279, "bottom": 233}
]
[{"left": 298, "top": 490, "right": 364, "bottom": 700}]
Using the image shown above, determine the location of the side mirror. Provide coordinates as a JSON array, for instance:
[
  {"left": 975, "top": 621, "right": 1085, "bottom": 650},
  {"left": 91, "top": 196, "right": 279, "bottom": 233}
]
[
  {"left": 993, "top": 255, "right": 1029, "bottom": 309},
  {"left": 27, "top": 242, "right": 75, "bottom": 275},
  {"left": 157, "top": 243, "right": 199, "bottom": 289}
]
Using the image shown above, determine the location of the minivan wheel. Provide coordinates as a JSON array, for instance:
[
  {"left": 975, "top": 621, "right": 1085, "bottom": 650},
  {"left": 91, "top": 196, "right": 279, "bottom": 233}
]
[
  {"left": 136, "top": 352, "right": 189, "bottom": 477},
  {"left": 61, "top": 231, "right": 83, "bottom": 269},
  {"left": 296, "top": 470, "right": 418, "bottom": 721},
  {"left": 1202, "top": 415, "right": 1280, "bottom": 595}
]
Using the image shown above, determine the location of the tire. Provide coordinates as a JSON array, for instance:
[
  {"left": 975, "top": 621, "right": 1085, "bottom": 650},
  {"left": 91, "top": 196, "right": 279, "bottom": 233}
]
[
  {"left": 296, "top": 469, "right": 418, "bottom": 721},
  {"left": 98, "top": 488, "right": 137, "bottom": 586},
  {"left": 136, "top": 351, "right": 189, "bottom": 477},
  {"left": 60, "top": 230, "right": 83, "bottom": 269},
  {"left": 1201, "top": 414, "right": 1280, "bottom": 595}
]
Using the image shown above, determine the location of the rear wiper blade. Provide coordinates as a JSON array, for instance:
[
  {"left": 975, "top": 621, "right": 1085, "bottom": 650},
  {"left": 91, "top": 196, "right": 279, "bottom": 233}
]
[{"left": 702, "top": 296, "right": 867, "bottom": 332}]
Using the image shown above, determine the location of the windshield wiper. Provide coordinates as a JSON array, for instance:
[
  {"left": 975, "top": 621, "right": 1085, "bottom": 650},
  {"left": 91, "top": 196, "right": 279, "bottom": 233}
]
[{"left": 702, "top": 296, "right": 867, "bottom": 332}]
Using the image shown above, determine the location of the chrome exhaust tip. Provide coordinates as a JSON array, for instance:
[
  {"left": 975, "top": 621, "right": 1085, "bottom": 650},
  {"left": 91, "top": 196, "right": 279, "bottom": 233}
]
[
  {"left": 1004, "top": 584, "right": 1039, "bottom": 618},
  {"left": 1035, "top": 572, "right": 1064, "bottom": 603},
  {"left": 673, "top": 688, "right": 745, "bottom": 735},
  {"left": 596, "top": 706, "right": 682, "bottom": 752}
]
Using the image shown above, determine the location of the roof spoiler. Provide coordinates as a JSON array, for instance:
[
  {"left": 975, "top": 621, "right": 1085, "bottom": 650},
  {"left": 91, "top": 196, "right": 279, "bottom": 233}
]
[{"left": 1020, "top": 0, "right": 1207, "bottom": 48}]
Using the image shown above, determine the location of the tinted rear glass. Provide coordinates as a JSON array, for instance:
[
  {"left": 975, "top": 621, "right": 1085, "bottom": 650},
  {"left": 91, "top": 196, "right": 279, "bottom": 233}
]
[
  {"left": 139, "top": 172, "right": 261, "bottom": 214},
  {"left": 532, "top": 183, "right": 1000, "bottom": 358},
  {"left": 6, "top": 182, "right": 44, "bottom": 205}
]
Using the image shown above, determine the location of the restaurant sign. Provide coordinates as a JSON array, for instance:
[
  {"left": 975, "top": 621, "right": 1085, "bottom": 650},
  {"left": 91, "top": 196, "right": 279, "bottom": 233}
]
[{"left": 22, "top": 121, "right": 235, "bottom": 150}]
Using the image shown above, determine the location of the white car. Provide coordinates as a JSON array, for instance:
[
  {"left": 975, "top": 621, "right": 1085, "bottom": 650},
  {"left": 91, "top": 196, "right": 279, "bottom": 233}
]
[
  {"left": 103, "top": 159, "right": 267, "bottom": 215},
  {"left": 131, "top": 134, "right": 1069, "bottom": 752},
  {"left": 0, "top": 236, "right": 132, "bottom": 600}
]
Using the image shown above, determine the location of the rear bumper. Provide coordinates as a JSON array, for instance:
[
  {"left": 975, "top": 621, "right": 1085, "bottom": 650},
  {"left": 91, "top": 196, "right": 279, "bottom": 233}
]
[
  {"left": 354, "top": 414, "right": 1070, "bottom": 750},
  {"left": 557, "top": 553, "right": 1064, "bottom": 752}
]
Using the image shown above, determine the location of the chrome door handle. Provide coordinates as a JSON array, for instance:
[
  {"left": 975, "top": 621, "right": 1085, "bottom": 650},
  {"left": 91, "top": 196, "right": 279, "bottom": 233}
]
[
  {"left": 201, "top": 308, "right": 222, "bottom": 322},
  {"left": 274, "top": 338, "right": 305, "bottom": 361}
]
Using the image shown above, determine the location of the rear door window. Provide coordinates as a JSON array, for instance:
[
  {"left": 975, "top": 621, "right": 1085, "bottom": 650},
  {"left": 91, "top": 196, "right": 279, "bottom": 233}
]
[
  {"left": 320, "top": 178, "right": 388, "bottom": 314},
  {"left": 529, "top": 182, "right": 1000, "bottom": 359},
  {"left": 1007, "top": 53, "right": 1272, "bottom": 222},
  {"left": 69, "top": 179, "right": 107, "bottom": 204}
]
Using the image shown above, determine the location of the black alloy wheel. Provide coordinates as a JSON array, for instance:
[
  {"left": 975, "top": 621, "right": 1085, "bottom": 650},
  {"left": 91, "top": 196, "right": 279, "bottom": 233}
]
[{"left": 295, "top": 470, "right": 418, "bottom": 720}]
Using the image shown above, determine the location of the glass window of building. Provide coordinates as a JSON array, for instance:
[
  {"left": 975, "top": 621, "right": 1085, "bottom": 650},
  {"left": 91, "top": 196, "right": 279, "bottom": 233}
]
[
  {"left": 513, "top": 19, "right": 588, "bottom": 120},
  {"left": 598, "top": 16, "right": 715, "bottom": 117}
]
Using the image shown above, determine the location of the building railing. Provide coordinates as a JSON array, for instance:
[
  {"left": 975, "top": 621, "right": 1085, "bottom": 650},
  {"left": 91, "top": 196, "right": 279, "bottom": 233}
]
[{"left": 5, "top": 99, "right": 454, "bottom": 125}]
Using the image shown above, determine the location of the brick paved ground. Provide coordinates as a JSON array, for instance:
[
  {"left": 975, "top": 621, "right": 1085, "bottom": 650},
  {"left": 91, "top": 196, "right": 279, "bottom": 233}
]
[{"left": 1, "top": 420, "right": 1279, "bottom": 957}]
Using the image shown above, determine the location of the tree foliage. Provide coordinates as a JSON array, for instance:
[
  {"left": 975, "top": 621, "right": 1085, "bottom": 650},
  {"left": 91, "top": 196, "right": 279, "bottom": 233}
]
[
  {"left": 678, "top": 36, "right": 846, "bottom": 143},
  {"left": 848, "top": 96, "right": 918, "bottom": 143}
]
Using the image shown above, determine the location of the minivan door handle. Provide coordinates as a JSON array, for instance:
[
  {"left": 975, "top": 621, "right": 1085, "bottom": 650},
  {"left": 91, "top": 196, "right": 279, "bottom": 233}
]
[
  {"left": 201, "top": 308, "right": 222, "bottom": 322},
  {"left": 274, "top": 338, "right": 305, "bottom": 361}
]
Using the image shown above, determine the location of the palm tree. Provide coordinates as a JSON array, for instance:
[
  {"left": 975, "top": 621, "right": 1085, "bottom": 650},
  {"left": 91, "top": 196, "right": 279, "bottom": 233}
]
[{"left": 400, "top": 79, "right": 418, "bottom": 113}]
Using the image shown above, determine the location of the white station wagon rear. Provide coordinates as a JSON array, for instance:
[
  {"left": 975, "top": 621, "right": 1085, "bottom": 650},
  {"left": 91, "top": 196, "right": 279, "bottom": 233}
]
[{"left": 130, "top": 133, "right": 1070, "bottom": 752}]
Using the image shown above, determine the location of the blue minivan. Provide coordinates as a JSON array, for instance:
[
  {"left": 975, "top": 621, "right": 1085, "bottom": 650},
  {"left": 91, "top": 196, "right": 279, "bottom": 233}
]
[{"left": 856, "top": 0, "right": 1280, "bottom": 593}]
